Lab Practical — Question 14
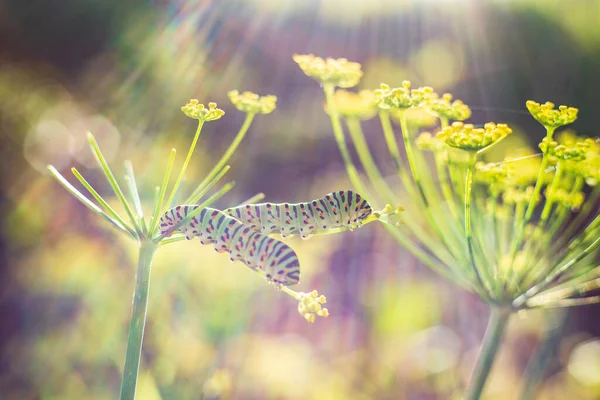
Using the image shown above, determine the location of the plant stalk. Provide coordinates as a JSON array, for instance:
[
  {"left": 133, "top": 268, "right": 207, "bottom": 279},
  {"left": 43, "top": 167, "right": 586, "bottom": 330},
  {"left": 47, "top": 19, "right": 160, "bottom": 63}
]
[
  {"left": 465, "top": 152, "right": 491, "bottom": 297},
  {"left": 464, "top": 306, "right": 511, "bottom": 400},
  {"left": 120, "top": 240, "right": 158, "bottom": 400}
]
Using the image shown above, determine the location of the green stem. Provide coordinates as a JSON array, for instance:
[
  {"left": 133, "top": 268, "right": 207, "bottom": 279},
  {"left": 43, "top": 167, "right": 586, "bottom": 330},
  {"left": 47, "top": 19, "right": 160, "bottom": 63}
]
[
  {"left": 165, "top": 121, "right": 205, "bottom": 209},
  {"left": 345, "top": 117, "right": 396, "bottom": 204},
  {"left": 184, "top": 113, "right": 255, "bottom": 204},
  {"left": 550, "top": 182, "right": 600, "bottom": 254},
  {"left": 516, "top": 226, "right": 600, "bottom": 306},
  {"left": 517, "top": 163, "right": 565, "bottom": 287},
  {"left": 509, "top": 127, "right": 555, "bottom": 264},
  {"left": 397, "top": 110, "right": 465, "bottom": 265},
  {"left": 464, "top": 307, "right": 511, "bottom": 400},
  {"left": 434, "top": 151, "right": 459, "bottom": 222},
  {"left": 518, "top": 310, "right": 567, "bottom": 400},
  {"left": 398, "top": 110, "right": 429, "bottom": 206},
  {"left": 465, "top": 152, "right": 491, "bottom": 297},
  {"left": 323, "top": 84, "right": 374, "bottom": 201},
  {"left": 539, "top": 162, "right": 564, "bottom": 224},
  {"left": 490, "top": 193, "right": 502, "bottom": 294},
  {"left": 120, "top": 240, "right": 157, "bottom": 400},
  {"left": 148, "top": 149, "right": 176, "bottom": 235}
]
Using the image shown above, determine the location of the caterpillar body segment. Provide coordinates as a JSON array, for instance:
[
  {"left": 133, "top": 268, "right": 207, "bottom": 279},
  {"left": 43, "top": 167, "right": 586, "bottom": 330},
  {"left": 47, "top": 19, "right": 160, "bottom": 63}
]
[
  {"left": 159, "top": 206, "right": 300, "bottom": 286},
  {"left": 223, "top": 190, "right": 373, "bottom": 239}
]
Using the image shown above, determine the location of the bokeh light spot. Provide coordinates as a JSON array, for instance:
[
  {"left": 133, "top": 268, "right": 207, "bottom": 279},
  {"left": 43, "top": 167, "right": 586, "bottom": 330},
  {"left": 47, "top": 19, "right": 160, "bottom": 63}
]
[{"left": 24, "top": 119, "right": 74, "bottom": 173}]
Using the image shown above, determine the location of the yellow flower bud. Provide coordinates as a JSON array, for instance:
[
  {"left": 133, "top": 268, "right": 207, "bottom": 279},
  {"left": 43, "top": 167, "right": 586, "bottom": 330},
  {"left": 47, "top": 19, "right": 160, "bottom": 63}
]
[
  {"left": 375, "top": 81, "right": 434, "bottom": 110},
  {"left": 324, "top": 89, "right": 377, "bottom": 120},
  {"left": 526, "top": 100, "right": 578, "bottom": 129},
  {"left": 228, "top": 90, "right": 277, "bottom": 114},
  {"left": 296, "top": 290, "right": 329, "bottom": 323},
  {"left": 181, "top": 99, "right": 225, "bottom": 122},
  {"left": 437, "top": 122, "right": 512, "bottom": 152},
  {"left": 293, "top": 54, "right": 363, "bottom": 88},
  {"left": 427, "top": 92, "right": 472, "bottom": 121}
]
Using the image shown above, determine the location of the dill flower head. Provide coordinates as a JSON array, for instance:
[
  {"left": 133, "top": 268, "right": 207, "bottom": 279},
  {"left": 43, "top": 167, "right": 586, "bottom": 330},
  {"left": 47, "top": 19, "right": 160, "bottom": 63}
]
[
  {"left": 501, "top": 186, "right": 537, "bottom": 205},
  {"left": 296, "top": 290, "right": 329, "bottom": 323},
  {"left": 476, "top": 161, "right": 514, "bottom": 196},
  {"left": 293, "top": 54, "right": 363, "bottom": 88},
  {"left": 426, "top": 92, "right": 472, "bottom": 121},
  {"left": 582, "top": 154, "right": 600, "bottom": 186},
  {"left": 227, "top": 90, "right": 277, "bottom": 115},
  {"left": 437, "top": 122, "right": 512, "bottom": 152},
  {"left": 544, "top": 187, "right": 585, "bottom": 211},
  {"left": 181, "top": 100, "right": 225, "bottom": 122},
  {"left": 526, "top": 100, "right": 578, "bottom": 129},
  {"left": 324, "top": 89, "right": 377, "bottom": 120},
  {"left": 375, "top": 81, "right": 434, "bottom": 110},
  {"left": 416, "top": 132, "right": 445, "bottom": 152},
  {"left": 539, "top": 137, "right": 593, "bottom": 161}
]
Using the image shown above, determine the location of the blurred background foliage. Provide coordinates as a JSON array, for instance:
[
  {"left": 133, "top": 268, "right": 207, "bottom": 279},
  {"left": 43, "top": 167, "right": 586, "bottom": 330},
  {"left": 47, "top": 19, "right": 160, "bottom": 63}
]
[{"left": 1, "top": 0, "right": 600, "bottom": 398}]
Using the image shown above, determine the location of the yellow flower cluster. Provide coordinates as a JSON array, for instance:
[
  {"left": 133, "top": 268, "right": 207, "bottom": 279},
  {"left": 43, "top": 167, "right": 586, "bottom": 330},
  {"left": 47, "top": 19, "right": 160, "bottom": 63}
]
[
  {"left": 427, "top": 92, "right": 472, "bottom": 121},
  {"left": 544, "top": 187, "right": 585, "bottom": 211},
  {"left": 476, "top": 161, "right": 514, "bottom": 195},
  {"left": 526, "top": 100, "right": 578, "bottom": 128},
  {"left": 579, "top": 153, "right": 600, "bottom": 185},
  {"left": 437, "top": 122, "right": 512, "bottom": 152},
  {"left": 181, "top": 100, "right": 225, "bottom": 122},
  {"left": 293, "top": 54, "right": 363, "bottom": 88},
  {"left": 375, "top": 81, "right": 434, "bottom": 110},
  {"left": 296, "top": 290, "right": 329, "bottom": 323},
  {"left": 415, "top": 132, "right": 444, "bottom": 152},
  {"left": 227, "top": 90, "right": 277, "bottom": 115},
  {"left": 502, "top": 186, "right": 537, "bottom": 204},
  {"left": 325, "top": 89, "right": 377, "bottom": 120},
  {"left": 538, "top": 137, "right": 594, "bottom": 161}
]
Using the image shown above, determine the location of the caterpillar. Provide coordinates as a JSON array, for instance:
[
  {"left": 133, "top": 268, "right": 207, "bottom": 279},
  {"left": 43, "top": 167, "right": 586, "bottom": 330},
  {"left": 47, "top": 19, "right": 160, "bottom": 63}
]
[
  {"left": 223, "top": 190, "right": 373, "bottom": 239},
  {"left": 159, "top": 206, "right": 300, "bottom": 286}
]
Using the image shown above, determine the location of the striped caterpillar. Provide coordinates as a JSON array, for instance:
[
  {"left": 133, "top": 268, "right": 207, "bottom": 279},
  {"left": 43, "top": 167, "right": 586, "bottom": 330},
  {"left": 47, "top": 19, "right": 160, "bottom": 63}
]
[
  {"left": 159, "top": 206, "right": 300, "bottom": 286},
  {"left": 223, "top": 190, "right": 373, "bottom": 239}
]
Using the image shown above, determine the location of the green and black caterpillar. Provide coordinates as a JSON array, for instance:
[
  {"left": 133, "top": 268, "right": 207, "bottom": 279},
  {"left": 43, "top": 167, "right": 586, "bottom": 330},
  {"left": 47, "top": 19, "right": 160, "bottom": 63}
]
[
  {"left": 159, "top": 206, "right": 301, "bottom": 286},
  {"left": 158, "top": 191, "right": 375, "bottom": 286},
  {"left": 223, "top": 190, "right": 373, "bottom": 239}
]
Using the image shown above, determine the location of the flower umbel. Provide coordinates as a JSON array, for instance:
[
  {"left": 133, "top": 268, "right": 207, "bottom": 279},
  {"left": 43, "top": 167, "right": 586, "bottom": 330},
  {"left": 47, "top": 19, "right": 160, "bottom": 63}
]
[
  {"left": 324, "top": 89, "right": 377, "bottom": 120},
  {"left": 374, "top": 81, "right": 434, "bottom": 110},
  {"left": 306, "top": 54, "right": 600, "bottom": 399},
  {"left": 526, "top": 100, "right": 578, "bottom": 129},
  {"left": 295, "top": 290, "right": 329, "bottom": 323},
  {"left": 426, "top": 92, "right": 472, "bottom": 121},
  {"left": 228, "top": 90, "right": 277, "bottom": 114},
  {"left": 293, "top": 53, "right": 363, "bottom": 88},
  {"left": 181, "top": 99, "right": 225, "bottom": 121},
  {"left": 437, "top": 122, "right": 513, "bottom": 152}
]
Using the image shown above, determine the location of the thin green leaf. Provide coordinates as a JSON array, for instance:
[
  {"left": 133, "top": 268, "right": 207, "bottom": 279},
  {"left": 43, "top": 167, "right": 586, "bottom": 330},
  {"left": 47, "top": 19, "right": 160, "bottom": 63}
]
[
  {"left": 165, "top": 121, "right": 204, "bottom": 209},
  {"left": 234, "top": 192, "right": 265, "bottom": 207},
  {"left": 158, "top": 233, "right": 187, "bottom": 246},
  {"left": 48, "top": 165, "right": 134, "bottom": 238},
  {"left": 87, "top": 132, "right": 142, "bottom": 235},
  {"left": 124, "top": 160, "right": 146, "bottom": 234},
  {"left": 149, "top": 148, "right": 176, "bottom": 235},
  {"left": 184, "top": 165, "right": 230, "bottom": 204},
  {"left": 71, "top": 167, "right": 137, "bottom": 238},
  {"left": 183, "top": 113, "right": 255, "bottom": 203}
]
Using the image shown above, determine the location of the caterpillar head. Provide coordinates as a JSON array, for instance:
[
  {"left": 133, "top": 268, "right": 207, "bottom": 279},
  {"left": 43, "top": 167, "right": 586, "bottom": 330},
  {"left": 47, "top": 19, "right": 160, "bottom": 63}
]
[{"left": 356, "top": 204, "right": 373, "bottom": 221}]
